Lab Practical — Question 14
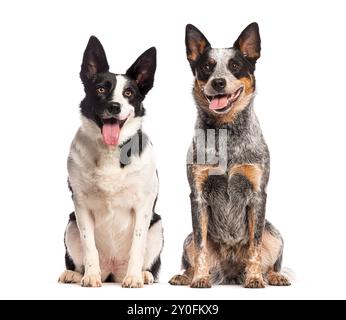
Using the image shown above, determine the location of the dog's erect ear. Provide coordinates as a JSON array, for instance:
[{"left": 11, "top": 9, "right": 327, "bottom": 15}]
[
  {"left": 80, "top": 36, "right": 109, "bottom": 82},
  {"left": 233, "top": 22, "right": 261, "bottom": 62},
  {"left": 185, "top": 24, "right": 211, "bottom": 69},
  {"left": 126, "top": 47, "right": 157, "bottom": 96}
]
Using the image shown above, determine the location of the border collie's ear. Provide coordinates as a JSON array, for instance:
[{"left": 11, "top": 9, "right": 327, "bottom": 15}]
[
  {"left": 126, "top": 47, "right": 157, "bottom": 96},
  {"left": 185, "top": 24, "right": 211, "bottom": 71},
  {"left": 233, "top": 23, "right": 261, "bottom": 63},
  {"left": 80, "top": 36, "right": 109, "bottom": 82}
]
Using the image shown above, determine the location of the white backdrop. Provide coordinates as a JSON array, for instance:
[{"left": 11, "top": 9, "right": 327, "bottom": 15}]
[{"left": 0, "top": 0, "right": 346, "bottom": 300}]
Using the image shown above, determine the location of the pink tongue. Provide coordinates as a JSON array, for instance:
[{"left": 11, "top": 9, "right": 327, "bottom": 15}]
[
  {"left": 102, "top": 123, "right": 120, "bottom": 146},
  {"left": 210, "top": 96, "right": 228, "bottom": 110}
]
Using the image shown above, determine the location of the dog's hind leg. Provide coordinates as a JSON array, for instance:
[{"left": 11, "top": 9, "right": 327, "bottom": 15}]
[
  {"left": 142, "top": 214, "right": 164, "bottom": 284},
  {"left": 58, "top": 270, "right": 83, "bottom": 284},
  {"left": 262, "top": 221, "right": 291, "bottom": 286},
  {"left": 58, "top": 213, "right": 84, "bottom": 284},
  {"left": 169, "top": 233, "right": 195, "bottom": 286}
]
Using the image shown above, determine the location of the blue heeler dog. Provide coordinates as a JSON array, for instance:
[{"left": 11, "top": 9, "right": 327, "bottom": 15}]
[{"left": 169, "top": 23, "right": 290, "bottom": 288}]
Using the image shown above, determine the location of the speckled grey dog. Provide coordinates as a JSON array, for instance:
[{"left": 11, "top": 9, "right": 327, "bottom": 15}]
[{"left": 169, "top": 23, "right": 290, "bottom": 288}]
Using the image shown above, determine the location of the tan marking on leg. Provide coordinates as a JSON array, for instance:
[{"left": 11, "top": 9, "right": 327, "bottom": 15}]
[
  {"left": 191, "top": 208, "right": 211, "bottom": 288},
  {"left": 192, "top": 166, "right": 211, "bottom": 193},
  {"left": 188, "top": 166, "right": 216, "bottom": 288},
  {"left": 244, "top": 208, "right": 265, "bottom": 289},
  {"left": 229, "top": 164, "right": 263, "bottom": 192}
]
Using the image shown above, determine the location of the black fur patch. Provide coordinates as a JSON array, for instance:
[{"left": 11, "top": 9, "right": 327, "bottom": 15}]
[
  {"left": 182, "top": 253, "right": 190, "bottom": 271},
  {"left": 149, "top": 256, "right": 161, "bottom": 281},
  {"left": 69, "top": 212, "right": 76, "bottom": 222},
  {"left": 149, "top": 213, "right": 161, "bottom": 229},
  {"left": 228, "top": 51, "right": 256, "bottom": 78},
  {"left": 64, "top": 212, "right": 77, "bottom": 271},
  {"left": 65, "top": 251, "right": 76, "bottom": 271}
]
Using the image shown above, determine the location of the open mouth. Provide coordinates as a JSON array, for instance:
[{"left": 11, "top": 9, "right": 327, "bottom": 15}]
[
  {"left": 101, "top": 117, "right": 127, "bottom": 146},
  {"left": 205, "top": 87, "right": 244, "bottom": 113}
]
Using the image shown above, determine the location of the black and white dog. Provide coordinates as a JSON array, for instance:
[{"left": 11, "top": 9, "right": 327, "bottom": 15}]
[{"left": 58, "top": 36, "right": 163, "bottom": 288}]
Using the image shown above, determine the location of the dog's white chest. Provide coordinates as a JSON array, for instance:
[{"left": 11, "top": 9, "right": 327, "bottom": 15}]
[{"left": 92, "top": 151, "right": 140, "bottom": 197}]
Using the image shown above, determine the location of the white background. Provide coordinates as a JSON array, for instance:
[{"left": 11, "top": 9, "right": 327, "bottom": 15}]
[{"left": 0, "top": 0, "right": 345, "bottom": 300}]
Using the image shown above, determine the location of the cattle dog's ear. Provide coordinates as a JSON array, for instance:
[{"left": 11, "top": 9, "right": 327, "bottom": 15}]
[
  {"left": 80, "top": 36, "right": 109, "bottom": 83},
  {"left": 233, "top": 22, "right": 261, "bottom": 63},
  {"left": 185, "top": 24, "right": 211, "bottom": 72},
  {"left": 126, "top": 47, "right": 157, "bottom": 96}
]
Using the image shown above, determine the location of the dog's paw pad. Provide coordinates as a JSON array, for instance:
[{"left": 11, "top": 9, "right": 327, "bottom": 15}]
[
  {"left": 267, "top": 272, "right": 291, "bottom": 286},
  {"left": 245, "top": 274, "right": 265, "bottom": 289},
  {"left": 122, "top": 275, "right": 144, "bottom": 288},
  {"left": 169, "top": 274, "right": 192, "bottom": 286},
  {"left": 81, "top": 274, "right": 102, "bottom": 287},
  {"left": 58, "top": 270, "right": 83, "bottom": 284},
  {"left": 142, "top": 271, "right": 154, "bottom": 285},
  {"left": 191, "top": 276, "right": 212, "bottom": 289}
]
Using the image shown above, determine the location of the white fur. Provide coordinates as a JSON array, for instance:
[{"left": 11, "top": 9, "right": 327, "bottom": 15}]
[
  {"left": 112, "top": 75, "right": 135, "bottom": 121},
  {"left": 65, "top": 115, "right": 163, "bottom": 286}
]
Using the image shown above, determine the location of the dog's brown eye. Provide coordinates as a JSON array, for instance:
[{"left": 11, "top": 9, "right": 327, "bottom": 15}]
[
  {"left": 202, "top": 64, "right": 211, "bottom": 72},
  {"left": 231, "top": 63, "right": 240, "bottom": 71},
  {"left": 124, "top": 89, "right": 133, "bottom": 98},
  {"left": 96, "top": 87, "right": 106, "bottom": 94}
]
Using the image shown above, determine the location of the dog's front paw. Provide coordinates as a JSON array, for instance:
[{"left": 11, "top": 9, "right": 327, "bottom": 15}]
[
  {"left": 81, "top": 274, "right": 102, "bottom": 287},
  {"left": 122, "top": 275, "right": 144, "bottom": 288},
  {"left": 245, "top": 274, "right": 265, "bottom": 289},
  {"left": 191, "top": 276, "right": 212, "bottom": 289}
]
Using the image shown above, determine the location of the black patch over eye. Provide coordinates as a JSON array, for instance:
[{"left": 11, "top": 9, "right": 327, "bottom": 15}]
[
  {"left": 96, "top": 86, "right": 106, "bottom": 95},
  {"left": 104, "top": 81, "right": 112, "bottom": 90},
  {"left": 230, "top": 60, "right": 241, "bottom": 73},
  {"left": 202, "top": 63, "right": 212, "bottom": 73},
  {"left": 201, "top": 59, "right": 216, "bottom": 74}
]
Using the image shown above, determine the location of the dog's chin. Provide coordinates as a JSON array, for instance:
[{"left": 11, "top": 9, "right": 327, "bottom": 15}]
[{"left": 205, "top": 87, "right": 244, "bottom": 114}]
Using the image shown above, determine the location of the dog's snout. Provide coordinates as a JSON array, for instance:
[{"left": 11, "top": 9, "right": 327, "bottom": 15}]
[
  {"left": 107, "top": 102, "right": 121, "bottom": 115},
  {"left": 211, "top": 78, "right": 226, "bottom": 92}
]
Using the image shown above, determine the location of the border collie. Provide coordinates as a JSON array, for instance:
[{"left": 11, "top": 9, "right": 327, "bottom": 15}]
[
  {"left": 58, "top": 36, "right": 163, "bottom": 288},
  {"left": 169, "top": 23, "right": 290, "bottom": 288}
]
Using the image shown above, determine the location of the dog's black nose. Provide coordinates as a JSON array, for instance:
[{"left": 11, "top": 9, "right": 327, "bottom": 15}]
[
  {"left": 107, "top": 102, "right": 121, "bottom": 114},
  {"left": 211, "top": 78, "right": 226, "bottom": 92}
]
